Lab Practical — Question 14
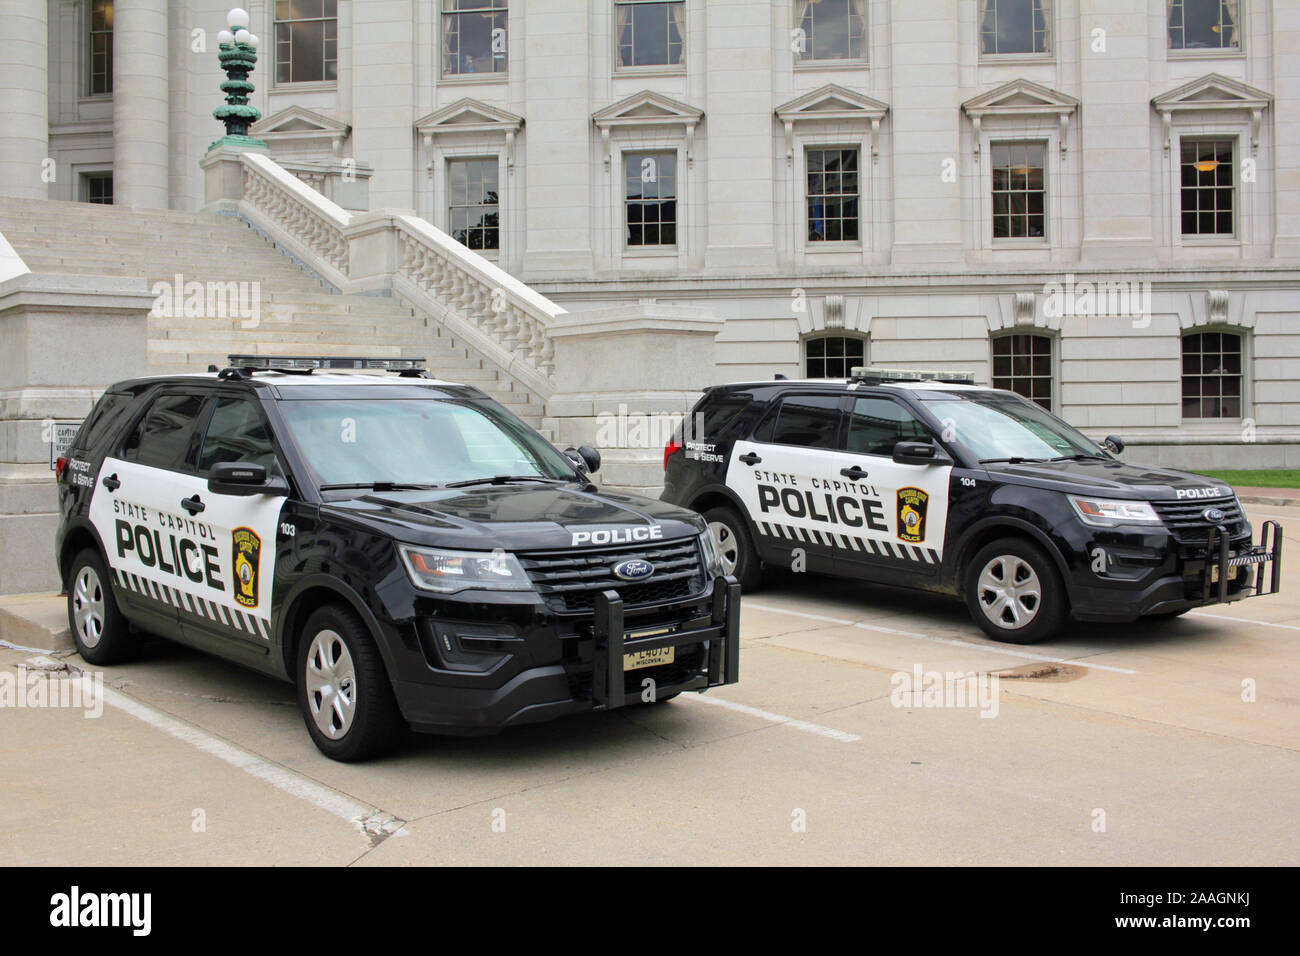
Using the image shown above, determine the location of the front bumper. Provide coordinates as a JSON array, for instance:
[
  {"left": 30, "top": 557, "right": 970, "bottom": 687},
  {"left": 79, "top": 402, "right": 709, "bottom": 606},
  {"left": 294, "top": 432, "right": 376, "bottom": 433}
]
[
  {"left": 391, "top": 575, "right": 741, "bottom": 733},
  {"left": 1070, "top": 520, "right": 1283, "bottom": 621}
]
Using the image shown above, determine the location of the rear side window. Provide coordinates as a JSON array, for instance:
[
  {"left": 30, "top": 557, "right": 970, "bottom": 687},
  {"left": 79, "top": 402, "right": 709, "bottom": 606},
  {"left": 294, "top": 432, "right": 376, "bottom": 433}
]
[
  {"left": 752, "top": 394, "right": 841, "bottom": 449},
  {"left": 197, "top": 398, "right": 278, "bottom": 474},
  {"left": 119, "top": 392, "right": 206, "bottom": 470},
  {"left": 684, "top": 391, "right": 750, "bottom": 442},
  {"left": 74, "top": 392, "right": 129, "bottom": 452}
]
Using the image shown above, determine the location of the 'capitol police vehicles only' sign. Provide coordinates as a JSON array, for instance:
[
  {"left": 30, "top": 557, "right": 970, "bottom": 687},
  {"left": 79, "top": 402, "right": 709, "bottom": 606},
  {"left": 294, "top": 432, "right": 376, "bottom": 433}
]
[
  {"left": 662, "top": 368, "right": 1283, "bottom": 645},
  {"left": 55, "top": 356, "right": 738, "bottom": 761}
]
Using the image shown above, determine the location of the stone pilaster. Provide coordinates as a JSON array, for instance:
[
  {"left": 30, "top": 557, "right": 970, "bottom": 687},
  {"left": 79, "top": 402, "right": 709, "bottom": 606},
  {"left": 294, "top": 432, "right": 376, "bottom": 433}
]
[
  {"left": 113, "top": 0, "right": 171, "bottom": 208},
  {"left": 0, "top": 0, "right": 49, "bottom": 200}
]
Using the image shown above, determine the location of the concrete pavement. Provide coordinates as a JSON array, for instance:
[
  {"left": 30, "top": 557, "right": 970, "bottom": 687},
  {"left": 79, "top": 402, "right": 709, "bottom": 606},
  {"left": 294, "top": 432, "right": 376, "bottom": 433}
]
[{"left": 2, "top": 502, "right": 1298, "bottom": 865}]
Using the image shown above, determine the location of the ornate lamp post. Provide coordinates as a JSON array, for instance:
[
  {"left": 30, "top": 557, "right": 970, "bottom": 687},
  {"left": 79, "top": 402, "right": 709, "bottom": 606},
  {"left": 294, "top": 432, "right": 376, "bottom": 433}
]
[{"left": 209, "top": 7, "right": 268, "bottom": 150}]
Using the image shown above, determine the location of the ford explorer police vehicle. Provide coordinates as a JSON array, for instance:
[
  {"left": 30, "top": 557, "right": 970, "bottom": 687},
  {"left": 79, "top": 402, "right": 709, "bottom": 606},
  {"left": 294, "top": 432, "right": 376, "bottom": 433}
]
[
  {"left": 55, "top": 356, "right": 739, "bottom": 761},
  {"left": 662, "top": 368, "right": 1282, "bottom": 645}
]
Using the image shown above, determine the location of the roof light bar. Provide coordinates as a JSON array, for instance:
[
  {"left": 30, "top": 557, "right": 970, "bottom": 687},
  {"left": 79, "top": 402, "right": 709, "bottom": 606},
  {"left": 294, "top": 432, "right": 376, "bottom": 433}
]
[
  {"left": 226, "top": 355, "right": 427, "bottom": 372},
  {"left": 849, "top": 366, "right": 976, "bottom": 385}
]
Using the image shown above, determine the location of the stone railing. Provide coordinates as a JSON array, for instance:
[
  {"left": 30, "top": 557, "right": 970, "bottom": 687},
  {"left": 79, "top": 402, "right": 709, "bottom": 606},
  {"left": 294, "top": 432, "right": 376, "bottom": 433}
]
[{"left": 202, "top": 146, "right": 562, "bottom": 397}]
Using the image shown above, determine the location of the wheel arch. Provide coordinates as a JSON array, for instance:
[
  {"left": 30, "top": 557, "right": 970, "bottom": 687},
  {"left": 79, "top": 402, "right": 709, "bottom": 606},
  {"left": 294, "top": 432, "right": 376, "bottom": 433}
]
[
  {"left": 950, "top": 517, "right": 1073, "bottom": 600},
  {"left": 275, "top": 576, "right": 392, "bottom": 683},
  {"left": 58, "top": 518, "right": 111, "bottom": 589}
]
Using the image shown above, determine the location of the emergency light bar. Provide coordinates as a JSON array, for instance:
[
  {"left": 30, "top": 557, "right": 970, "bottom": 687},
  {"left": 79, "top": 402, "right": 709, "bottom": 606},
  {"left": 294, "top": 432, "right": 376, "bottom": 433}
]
[
  {"left": 226, "top": 355, "right": 427, "bottom": 372},
  {"left": 849, "top": 366, "right": 976, "bottom": 386}
]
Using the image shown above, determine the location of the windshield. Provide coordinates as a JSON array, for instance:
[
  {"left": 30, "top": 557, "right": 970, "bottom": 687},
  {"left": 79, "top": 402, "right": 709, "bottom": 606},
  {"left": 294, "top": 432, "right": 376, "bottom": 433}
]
[
  {"left": 277, "top": 398, "right": 578, "bottom": 489},
  {"left": 919, "top": 393, "right": 1104, "bottom": 462}
]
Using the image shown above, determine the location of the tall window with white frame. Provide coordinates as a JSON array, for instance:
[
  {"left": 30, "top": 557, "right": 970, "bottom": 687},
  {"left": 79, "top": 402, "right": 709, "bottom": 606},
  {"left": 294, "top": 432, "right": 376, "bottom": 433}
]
[
  {"left": 992, "top": 334, "right": 1053, "bottom": 410},
  {"left": 275, "top": 1, "right": 338, "bottom": 84},
  {"left": 1182, "top": 331, "right": 1243, "bottom": 419},
  {"left": 89, "top": 0, "right": 113, "bottom": 96},
  {"left": 793, "top": 0, "right": 867, "bottom": 64},
  {"left": 991, "top": 143, "right": 1046, "bottom": 240},
  {"left": 979, "top": 0, "right": 1051, "bottom": 55},
  {"left": 806, "top": 147, "right": 859, "bottom": 243},
  {"left": 1180, "top": 139, "right": 1234, "bottom": 237},
  {"left": 447, "top": 158, "right": 500, "bottom": 251},
  {"left": 442, "top": 0, "right": 508, "bottom": 77},
  {"left": 616, "top": 0, "right": 686, "bottom": 70},
  {"left": 1168, "top": 0, "right": 1241, "bottom": 51},
  {"left": 805, "top": 336, "right": 865, "bottom": 379},
  {"left": 625, "top": 151, "right": 677, "bottom": 248}
]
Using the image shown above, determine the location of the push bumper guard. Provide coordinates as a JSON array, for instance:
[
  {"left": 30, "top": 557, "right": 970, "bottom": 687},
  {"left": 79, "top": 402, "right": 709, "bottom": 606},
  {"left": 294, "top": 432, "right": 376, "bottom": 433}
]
[
  {"left": 591, "top": 575, "right": 740, "bottom": 710},
  {"left": 1202, "top": 520, "right": 1283, "bottom": 605}
]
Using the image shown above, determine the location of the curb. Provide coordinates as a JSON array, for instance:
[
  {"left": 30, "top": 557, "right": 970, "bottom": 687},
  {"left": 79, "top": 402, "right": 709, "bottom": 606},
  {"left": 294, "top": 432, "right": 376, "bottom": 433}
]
[{"left": 0, "top": 593, "right": 73, "bottom": 652}]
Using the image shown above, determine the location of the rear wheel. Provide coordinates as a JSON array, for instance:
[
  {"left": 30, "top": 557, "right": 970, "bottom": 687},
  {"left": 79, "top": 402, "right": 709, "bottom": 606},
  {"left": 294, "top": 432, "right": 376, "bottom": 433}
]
[
  {"left": 296, "top": 605, "right": 406, "bottom": 762},
  {"left": 702, "top": 506, "right": 761, "bottom": 591},
  {"left": 66, "top": 549, "right": 136, "bottom": 665},
  {"left": 964, "top": 537, "right": 1067, "bottom": 645}
]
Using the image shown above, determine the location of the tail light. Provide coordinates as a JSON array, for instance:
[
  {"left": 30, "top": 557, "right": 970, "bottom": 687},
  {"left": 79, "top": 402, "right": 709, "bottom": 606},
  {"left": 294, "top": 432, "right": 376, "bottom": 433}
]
[
  {"left": 663, "top": 440, "right": 682, "bottom": 470},
  {"left": 55, "top": 456, "right": 68, "bottom": 480}
]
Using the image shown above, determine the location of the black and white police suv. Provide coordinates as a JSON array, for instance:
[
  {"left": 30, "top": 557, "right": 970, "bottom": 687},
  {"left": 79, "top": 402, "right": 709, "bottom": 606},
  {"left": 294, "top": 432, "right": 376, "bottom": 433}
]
[
  {"left": 55, "top": 356, "right": 739, "bottom": 761},
  {"left": 662, "top": 367, "right": 1283, "bottom": 645}
]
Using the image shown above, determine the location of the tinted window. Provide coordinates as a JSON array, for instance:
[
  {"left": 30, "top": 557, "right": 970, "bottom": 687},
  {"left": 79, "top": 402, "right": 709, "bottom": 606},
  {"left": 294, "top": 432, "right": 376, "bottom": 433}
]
[
  {"left": 198, "top": 398, "right": 278, "bottom": 473},
  {"left": 846, "top": 397, "right": 930, "bottom": 456},
  {"left": 753, "top": 394, "right": 841, "bottom": 449},
  {"left": 684, "top": 392, "right": 750, "bottom": 442},
  {"left": 76, "top": 392, "right": 129, "bottom": 451},
  {"left": 120, "top": 393, "right": 205, "bottom": 469}
]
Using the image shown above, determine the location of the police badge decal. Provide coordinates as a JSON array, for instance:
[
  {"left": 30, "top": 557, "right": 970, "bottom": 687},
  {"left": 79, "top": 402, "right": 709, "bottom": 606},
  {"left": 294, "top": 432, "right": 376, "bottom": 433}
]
[
  {"left": 231, "top": 527, "right": 262, "bottom": 609},
  {"left": 896, "top": 488, "right": 929, "bottom": 543}
]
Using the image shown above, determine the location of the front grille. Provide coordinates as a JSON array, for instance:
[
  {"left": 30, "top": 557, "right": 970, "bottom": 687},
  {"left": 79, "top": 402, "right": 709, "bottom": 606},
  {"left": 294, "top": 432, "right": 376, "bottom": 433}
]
[
  {"left": 520, "top": 537, "right": 706, "bottom": 613},
  {"left": 1152, "top": 495, "right": 1247, "bottom": 544}
]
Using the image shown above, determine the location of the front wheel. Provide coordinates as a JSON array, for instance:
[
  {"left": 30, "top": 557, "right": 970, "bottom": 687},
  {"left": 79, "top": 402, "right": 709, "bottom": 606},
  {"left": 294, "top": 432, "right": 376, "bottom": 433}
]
[
  {"left": 964, "top": 538, "right": 1067, "bottom": 645},
  {"left": 702, "top": 506, "right": 761, "bottom": 591},
  {"left": 66, "top": 549, "right": 137, "bottom": 665},
  {"left": 296, "top": 605, "right": 406, "bottom": 762}
]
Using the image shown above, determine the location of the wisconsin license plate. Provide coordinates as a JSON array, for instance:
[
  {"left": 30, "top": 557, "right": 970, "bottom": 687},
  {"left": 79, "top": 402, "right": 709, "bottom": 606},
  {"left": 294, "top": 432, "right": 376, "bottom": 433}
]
[{"left": 624, "top": 647, "right": 674, "bottom": 671}]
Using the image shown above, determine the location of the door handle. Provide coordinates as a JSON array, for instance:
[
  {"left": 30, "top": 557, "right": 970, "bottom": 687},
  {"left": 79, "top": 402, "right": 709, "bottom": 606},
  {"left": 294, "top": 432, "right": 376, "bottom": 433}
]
[
  {"left": 102, "top": 474, "right": 120, "bottom": 491},
  {"left": 840, "top": 466, "right": 869, "bottom": 481},
  {"left": 738, "top": 452, "right": 762, "bottom": 466},
  {"left": 181, "top": 495, "right": 205, "bottom": 515}
]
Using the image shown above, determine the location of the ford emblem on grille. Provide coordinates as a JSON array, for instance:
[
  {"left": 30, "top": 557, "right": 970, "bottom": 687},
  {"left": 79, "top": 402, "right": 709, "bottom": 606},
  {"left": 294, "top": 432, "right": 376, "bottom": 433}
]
[
  {"left": 1203, "top": 507, "right": 1226, "bottom": 523},
  {"left": 612, "top": 559, "right": 655, "bottom": 581}
]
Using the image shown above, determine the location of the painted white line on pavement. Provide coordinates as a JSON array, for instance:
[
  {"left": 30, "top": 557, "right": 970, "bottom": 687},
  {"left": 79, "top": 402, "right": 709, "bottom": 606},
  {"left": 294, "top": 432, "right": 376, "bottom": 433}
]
[
  {"left": 1187, "top": 611, "right": 1300, "bottom": 632},
  {"left": 684, "top": 693, "right": 861, "bottom": 742},
  {"left": 743, "top": 601, "right": 1140, "bottom": 675},
  {"left": 79, "top": 676, "right": 406, "bottom": 841}
]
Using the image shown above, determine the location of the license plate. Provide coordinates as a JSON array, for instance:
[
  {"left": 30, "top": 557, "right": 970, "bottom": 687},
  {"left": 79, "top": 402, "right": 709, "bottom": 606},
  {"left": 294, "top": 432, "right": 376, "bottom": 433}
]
[
  {"left": 624, "top": 647, "right": 674, "bottom": 671},
  {"left": 1211, "top": 564, "right": 1238, "bottom": 584}
]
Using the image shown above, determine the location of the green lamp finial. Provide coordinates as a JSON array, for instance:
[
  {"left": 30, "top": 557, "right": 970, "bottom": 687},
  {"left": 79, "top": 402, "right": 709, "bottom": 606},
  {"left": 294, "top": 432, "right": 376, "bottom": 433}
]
[{"left": 209, "top": 8, "right": 268, "bottom": 151}]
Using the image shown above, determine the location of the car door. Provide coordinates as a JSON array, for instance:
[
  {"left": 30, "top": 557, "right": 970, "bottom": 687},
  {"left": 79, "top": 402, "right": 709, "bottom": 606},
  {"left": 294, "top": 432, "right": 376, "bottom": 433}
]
[
  {"left": 832, "top": 393, "right": 953, "bottom": 577},
  {"left": 88, "top": 388, "right": 209, "bottom": 633},
  {"left": 175, "top": 394, "right": 291, "bottom": 652},
  {"left": 728, "top": 392, "right": 844, "bottom": 573}
]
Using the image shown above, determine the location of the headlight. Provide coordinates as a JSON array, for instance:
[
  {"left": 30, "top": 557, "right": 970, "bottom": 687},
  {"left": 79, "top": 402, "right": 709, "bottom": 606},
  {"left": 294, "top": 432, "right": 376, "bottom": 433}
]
[
  {"left": 399, "top": 545, "right": 532, "bottom": 594},
  {"left": 698, "top": 528, "right": 725, "bottom": 576},
  {"left": 1067, "top": 495, "right": 1161, "bottom": 527}
]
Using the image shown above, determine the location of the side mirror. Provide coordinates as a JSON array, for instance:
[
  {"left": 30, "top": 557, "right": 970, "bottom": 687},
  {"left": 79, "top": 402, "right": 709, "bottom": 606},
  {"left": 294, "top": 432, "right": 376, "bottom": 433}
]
[
  {"left": 893, "top": 441, "right": 949, "bottom": 466},
  {"left": 208, "top": 461, "right": 288, "bottom": 497},
  {"left": 577, "top": 445, "right": 601, "bottom": 474},
  {"left": 1102, "top": 434, "right": 1125, "bottom": 454}
]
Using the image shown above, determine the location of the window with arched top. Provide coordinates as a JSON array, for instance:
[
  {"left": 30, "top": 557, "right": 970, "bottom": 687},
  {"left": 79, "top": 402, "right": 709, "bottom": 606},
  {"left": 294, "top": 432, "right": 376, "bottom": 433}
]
[
  {"left": 992, "top": 333, "right": 1053, "bottom": 409},
  {"left": 1182, "top": 331, "right": 1243, "bottom": 419},
  {"left": 804, "top": 335, "right": 866, "bottom": 379}
]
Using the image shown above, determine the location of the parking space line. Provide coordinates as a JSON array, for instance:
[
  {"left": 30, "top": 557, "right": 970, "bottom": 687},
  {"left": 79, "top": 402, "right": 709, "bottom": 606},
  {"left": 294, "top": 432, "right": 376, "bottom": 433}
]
[
  {"left": 78, "top": 676, "right": 406, "bottom": 843},
  {"left": 743, "top": 601, "right": 1139, "bottom": 675},
  {"left": 1187, "top": 611, "right": 1300, "bottom": 632},
  {"left": 683, "top": 693, "right": 861, "bottom": 742}
]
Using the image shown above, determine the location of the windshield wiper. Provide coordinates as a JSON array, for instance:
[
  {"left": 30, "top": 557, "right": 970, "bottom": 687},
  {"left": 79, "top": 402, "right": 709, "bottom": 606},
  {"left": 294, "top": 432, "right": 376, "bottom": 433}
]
[
  {"left": 318, "top": 481, "right": 442, "bottom": 492},
  {"left": 979, "top": 457, "right": 1047, "bottom": 465},
  {"left": 445, "top": 475, "right": 565, "bottom": 489},
  {"left": 1050, "top": 453, "right": 1110, "bottom": 462}
]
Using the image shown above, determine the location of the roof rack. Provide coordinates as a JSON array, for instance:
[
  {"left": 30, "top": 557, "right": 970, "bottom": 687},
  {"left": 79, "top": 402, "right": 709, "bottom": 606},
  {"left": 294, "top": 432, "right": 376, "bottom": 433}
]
[
  {"left": 849, "top": 366, "right": 977, "bottom": 386},
  {"left": 222, "top": 355, "right": 429, "bottom": 378}
]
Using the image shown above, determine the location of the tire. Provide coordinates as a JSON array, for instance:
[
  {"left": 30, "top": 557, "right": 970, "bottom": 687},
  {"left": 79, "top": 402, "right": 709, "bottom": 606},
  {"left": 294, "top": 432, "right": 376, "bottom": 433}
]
[
  {"left": 702, "top": 506, "right": 762, "bottom": 592},
  {"left": 963, "top": 537, "right": 1068, "bottom": 645},
  {"left": 66, "top": 548, "right": 137, "bottom": 665},
  {"left": 295, "top": 605, "right": 406, "bottom": 762}
]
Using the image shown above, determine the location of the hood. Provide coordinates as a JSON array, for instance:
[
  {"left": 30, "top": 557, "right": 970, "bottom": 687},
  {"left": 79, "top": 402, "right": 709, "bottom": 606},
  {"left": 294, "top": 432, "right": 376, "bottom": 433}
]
[
  {"left": 319, "top": 482, "right": 705, "bottom": 551},
  {"left": 984, "top": 458, "right": 1234, "bottom": 501}
]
